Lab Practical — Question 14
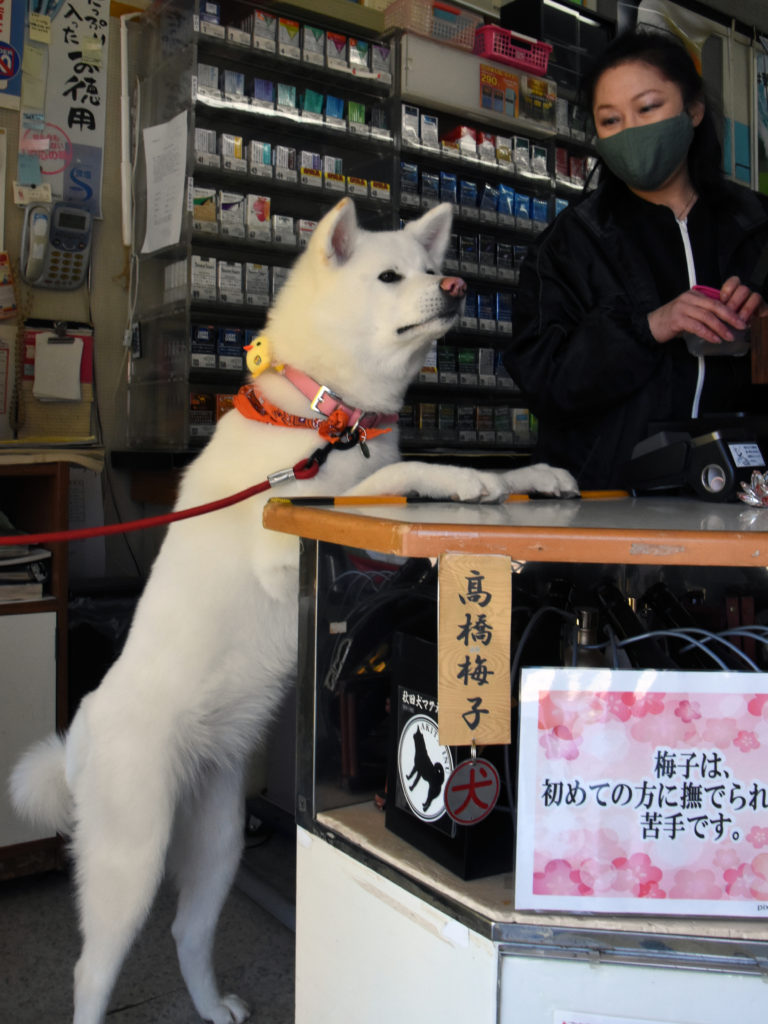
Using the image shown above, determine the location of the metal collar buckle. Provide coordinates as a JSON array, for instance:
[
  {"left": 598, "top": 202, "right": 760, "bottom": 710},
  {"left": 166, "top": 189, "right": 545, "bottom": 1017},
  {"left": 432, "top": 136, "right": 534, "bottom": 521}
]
[{"left": 310, "top": 384, "right": 342, "bottom": 414}]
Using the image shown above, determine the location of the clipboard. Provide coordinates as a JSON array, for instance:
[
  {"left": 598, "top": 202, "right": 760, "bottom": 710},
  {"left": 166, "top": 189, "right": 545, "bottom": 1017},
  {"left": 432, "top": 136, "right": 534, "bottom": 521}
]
[{"left": 9, "top": 319, "right": 96, "bottom": 444}]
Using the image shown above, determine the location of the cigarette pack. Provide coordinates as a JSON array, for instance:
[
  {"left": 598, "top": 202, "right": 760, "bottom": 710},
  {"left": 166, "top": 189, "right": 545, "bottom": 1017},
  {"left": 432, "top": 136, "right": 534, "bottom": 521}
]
[
  {"left": 496, "top": 241, "right": 514, "bottom": 280},
  {"left": 459, "top": 234, "right": 478, "bottom": 276},
  {"left": 192, "top": 187, "right": 217, "bottom": 232},
  {"left": 418, "top": 339, "right": 438, "bottom": 383},
  {"left": 459, "top": 179, "right": 478, "bottom": 212},
  {"left": 219, "top": 134, "right": 246, "bottom": 173},
  {"left": 298, "top": 219, "right": 317, "bottom": 249},
  {"left": 515, "top": 192, "right": 532, "bottom": 229},
  {"left": 246, "top": 194, "right": 271, "bottom": 240},
  {"left": 220, "top": 69, "right": 245, "bottom": 98},
  {"left": 477, "top": 131, "right": 496, "bottom": 163},
  {"left": 190, "top": 324, "right": 217, "bottom": 369},
  {"left": 420, "top": 114, "right": 439, "bottom": 150},
  {"left": 252, "top": 10, "right": 276, "bottom": 53},
  {"left": 299, "top": 151, "right": 322, "bottom": 188},
  {"left": 496, "top": 292, "right": 513, "bottom": 334},
  {"left": 496, "top": 134, "right": 512, "bottom": 168},
  {"left": 437, "top": 345, "right": 457, "bottom": 384},
  {"left": 199, "top": 2, "right": 220, "bottom": 23},
  {"left": 348, "top": 101, "right": 368, "bottom": 136},
  {"left": 457, "top": 404, "right": 477, "bottom": 442},
  {"left": 276, "top": 83, "right": 297, "bottom": 112},
  {"left": 217, "top": 326, "right": 245, "bottom": 371},
  {"left": 421, "top": 171, "right": 440, "bottom": 209},
  {"left": 438, "top": 402, "right": 456, "bottom": 436},
  {"left": 513, "top": 136, "right": 530, "bottom": 173},
  {"left": 349, "top": 38, "right": 369, "bottom": 72},
  {"left": 272, "top": 214, "right": 295, "bottom": 246},
  {"left": 532, "top": 197, "right": 549, "bottom": 232},
  {"left": 248, "top": 140, "right": 273, "bottom": 178},
  {"left": 278, "top": 17, "right": 301, "bottom": 59},
  {"left": 531, "top": 144, "right": 548, "bottom": 175},
  {"left": 244, "top": 263, "right": 270, "bottom": 304},
  {"left": 217, "top": 261, "right": 243, "bottom": 304},
  {"left": 218, "top": 191, "right": 245, "bottom": 238},
  {"left": 346, "top": 176, "right": 368, "bottom": 198},
  {"left": 273, "top": 145, "right": 297, "bottom": 183},
  {"left": 514, "top": 408, "right": 532, "bottom": 446},
  {"left": 251, "top": 78, "right": 275, "bottom": 108},
  {"left": 302, "top": 25, "right": 325, "bottom": 65},
  {"left": 189, "top": 393, "right": 215, "bottom": 439},
  {"left": 326, "top": 31, "right": 348, "bottom": 71},
  {"left": 401, "top": 104, "right": 420, "bottom": 145},
  {"left": 196, "top": 62, "right": 219, "bottom": 94},
  {"left": 371, "top": 43, "right": 392, "bottom": 84},
  {"left": 478, "top": 234, "right": 496, "bottom": 276},
  {"left": 477, "top": 294, "right": 495, "bottom": 332},
  {"left": 190, "top": 255, "right": 217, "bottom": 301}
]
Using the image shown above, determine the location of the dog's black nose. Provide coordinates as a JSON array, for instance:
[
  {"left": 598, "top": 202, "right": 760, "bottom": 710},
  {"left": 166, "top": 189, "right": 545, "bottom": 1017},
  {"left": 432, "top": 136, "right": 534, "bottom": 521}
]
[{"left": 440, "top": 276, "right": 467, "bottom": 299}]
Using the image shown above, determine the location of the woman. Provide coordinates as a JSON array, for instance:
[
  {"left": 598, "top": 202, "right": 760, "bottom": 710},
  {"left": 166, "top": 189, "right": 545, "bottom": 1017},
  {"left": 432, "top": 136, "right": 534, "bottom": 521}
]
[{"left": 504, "top": 29, "right": 768, "bottom": 489}]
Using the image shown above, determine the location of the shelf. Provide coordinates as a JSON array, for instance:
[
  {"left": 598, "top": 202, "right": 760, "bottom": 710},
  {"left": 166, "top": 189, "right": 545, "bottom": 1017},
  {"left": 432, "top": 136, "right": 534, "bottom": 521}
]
[
  {"left": 196, "top": 32, "right": 391, "bottom": 95},
  {"left": 400, "top": 33, "right": 557, "bottom": 140},
  {"left": 194, "top": 91, "right": 395, "bottom": 152}
]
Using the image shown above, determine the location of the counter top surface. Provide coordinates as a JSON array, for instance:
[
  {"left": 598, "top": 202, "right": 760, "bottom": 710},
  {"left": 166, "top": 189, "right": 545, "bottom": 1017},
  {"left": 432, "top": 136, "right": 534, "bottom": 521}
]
[{"left": 263, "top": 495, "right": 768, "bottom": 565}]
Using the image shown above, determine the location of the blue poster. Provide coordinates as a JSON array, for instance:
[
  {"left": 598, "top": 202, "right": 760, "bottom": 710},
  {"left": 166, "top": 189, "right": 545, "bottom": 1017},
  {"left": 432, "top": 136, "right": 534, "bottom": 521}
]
[{"left": 0, "top": 0, "right": 26, "bottom": 109}]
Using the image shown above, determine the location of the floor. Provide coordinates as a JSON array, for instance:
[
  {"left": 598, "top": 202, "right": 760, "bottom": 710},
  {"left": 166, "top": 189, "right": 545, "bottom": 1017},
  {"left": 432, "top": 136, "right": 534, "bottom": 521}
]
[{"left": 0, "top": 817, "right": 296, "bottom": 1024}]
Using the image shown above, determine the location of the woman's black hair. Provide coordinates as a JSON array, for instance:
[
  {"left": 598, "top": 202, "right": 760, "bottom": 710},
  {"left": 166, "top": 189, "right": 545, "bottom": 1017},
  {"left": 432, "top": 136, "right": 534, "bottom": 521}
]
[{"left": 582, "top": 29, "right": 724, "bottom": 195}]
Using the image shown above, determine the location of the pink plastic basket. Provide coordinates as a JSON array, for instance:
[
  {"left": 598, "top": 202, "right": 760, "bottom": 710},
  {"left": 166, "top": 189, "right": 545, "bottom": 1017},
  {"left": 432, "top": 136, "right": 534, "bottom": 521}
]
[
  {"left": 473, "top": 24, "right": 552, "bottom": 75},
  {"left": 384, "top": 0, "right": 483, "bottom": 53}
]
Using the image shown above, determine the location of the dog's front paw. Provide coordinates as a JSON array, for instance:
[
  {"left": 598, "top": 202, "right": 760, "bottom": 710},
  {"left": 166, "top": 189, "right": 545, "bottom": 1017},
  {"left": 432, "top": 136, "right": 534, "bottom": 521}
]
[
  {"left": 204, "top": 994, "right": 251, "bottom": 1023},
  {"left": 503, "top": 463, "right": 578, "bottom": 497}
]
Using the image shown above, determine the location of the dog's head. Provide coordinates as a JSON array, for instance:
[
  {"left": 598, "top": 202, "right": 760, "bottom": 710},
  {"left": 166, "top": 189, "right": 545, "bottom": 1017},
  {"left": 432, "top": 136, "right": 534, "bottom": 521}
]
[{"left": 264, "top": 199, "right": 464, "bottom": 412}]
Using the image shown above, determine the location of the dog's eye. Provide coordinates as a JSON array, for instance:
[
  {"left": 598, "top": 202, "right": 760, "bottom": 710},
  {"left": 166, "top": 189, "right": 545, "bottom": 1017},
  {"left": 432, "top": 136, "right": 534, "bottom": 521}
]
[
  {"left": 426, "top": 269, "right": 437, "bottom": 275},
  {"left": 378, "top": 270, "right": 403, "bottom": 283}
]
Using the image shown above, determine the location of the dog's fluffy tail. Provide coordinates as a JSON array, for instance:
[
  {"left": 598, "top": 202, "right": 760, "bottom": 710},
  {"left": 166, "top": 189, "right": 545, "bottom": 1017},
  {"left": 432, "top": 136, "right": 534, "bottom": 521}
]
[{"left": 9, "top": 733, "right": 73, "bottom": 835}]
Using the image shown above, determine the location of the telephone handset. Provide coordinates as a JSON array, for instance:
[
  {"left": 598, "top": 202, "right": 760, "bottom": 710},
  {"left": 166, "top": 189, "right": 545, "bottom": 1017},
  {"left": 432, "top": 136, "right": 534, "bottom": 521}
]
[{"left": 21, "top": 202, "right": 93, "bottom": 289}]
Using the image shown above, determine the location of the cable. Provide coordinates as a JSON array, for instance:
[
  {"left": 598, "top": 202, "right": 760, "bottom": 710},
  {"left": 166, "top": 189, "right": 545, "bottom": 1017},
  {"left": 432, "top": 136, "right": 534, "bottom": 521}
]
[
  {"left": 504, "top": 605, "right": 578, "bottom": 838},
  {"left": 619, "top": 627, "right": 759, "bottom": 671}
]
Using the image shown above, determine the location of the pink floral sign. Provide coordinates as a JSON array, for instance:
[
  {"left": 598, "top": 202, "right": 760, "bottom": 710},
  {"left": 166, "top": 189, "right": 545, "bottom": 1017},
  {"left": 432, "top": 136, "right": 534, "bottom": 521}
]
[{"left": 516, "top": 669, "right": 768, "bottom": 917}]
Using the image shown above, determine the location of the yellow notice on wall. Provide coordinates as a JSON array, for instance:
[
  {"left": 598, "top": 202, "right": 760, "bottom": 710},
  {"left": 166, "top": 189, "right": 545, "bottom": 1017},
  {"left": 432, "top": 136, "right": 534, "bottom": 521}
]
[{"left": 437, "top": 553, "right": 511, "bottom": 747}]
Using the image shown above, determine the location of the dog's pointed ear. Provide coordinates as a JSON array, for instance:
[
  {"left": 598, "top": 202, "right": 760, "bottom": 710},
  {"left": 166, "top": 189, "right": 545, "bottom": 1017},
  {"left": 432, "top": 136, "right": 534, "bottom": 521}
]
[
  {"left": 312, "top": 197, "right": 358, "bottom": 265},
  {"left": 404, "top": 202, "right": 453, "bottom": 266}
]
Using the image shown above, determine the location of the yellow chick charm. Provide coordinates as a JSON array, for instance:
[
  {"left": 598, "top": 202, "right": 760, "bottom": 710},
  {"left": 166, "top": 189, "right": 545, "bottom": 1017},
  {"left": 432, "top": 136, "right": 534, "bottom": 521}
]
[{"left": 244, "top": 335, "right": 271, "bottom": 378}]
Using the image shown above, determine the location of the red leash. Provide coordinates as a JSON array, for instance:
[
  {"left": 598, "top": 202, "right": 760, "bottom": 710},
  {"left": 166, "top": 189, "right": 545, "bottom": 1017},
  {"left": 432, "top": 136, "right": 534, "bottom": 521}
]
[{"left": 0, "top": 446, "right": 332, "bottom": 547}]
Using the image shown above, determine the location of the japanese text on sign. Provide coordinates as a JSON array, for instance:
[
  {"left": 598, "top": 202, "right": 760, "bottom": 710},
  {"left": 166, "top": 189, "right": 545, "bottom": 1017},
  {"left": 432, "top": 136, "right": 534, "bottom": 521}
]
[{"left": 437, "top": 554, "right": 511, "bottom": 746}]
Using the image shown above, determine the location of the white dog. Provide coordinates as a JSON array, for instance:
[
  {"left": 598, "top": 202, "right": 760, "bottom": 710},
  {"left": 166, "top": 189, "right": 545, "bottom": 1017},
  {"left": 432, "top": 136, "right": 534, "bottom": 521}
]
[{"left": 10, "top": 199, "right": 575, "bottom": 1024}]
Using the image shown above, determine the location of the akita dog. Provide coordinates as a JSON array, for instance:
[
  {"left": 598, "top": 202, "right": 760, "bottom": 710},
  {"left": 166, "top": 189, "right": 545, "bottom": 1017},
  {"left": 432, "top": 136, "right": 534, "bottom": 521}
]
[{"left": 10, "top": 199, "right": 575, "bottom": 1024}]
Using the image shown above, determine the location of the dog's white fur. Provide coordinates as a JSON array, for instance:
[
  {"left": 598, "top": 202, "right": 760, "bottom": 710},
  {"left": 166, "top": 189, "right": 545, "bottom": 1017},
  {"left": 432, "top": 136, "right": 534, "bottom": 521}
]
[{"left": 10, "top": 199, "right": 575, "bottom": 1024}]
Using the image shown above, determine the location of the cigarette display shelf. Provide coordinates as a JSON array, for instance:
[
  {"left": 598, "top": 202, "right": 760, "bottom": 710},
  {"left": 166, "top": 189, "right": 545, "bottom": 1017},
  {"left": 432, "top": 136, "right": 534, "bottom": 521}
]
[
  {"left": 127, "top": 4, "right": 571, "bottom": 461},
  {"left": 128, "top": 0, "right": 398, "bottom": 450}
]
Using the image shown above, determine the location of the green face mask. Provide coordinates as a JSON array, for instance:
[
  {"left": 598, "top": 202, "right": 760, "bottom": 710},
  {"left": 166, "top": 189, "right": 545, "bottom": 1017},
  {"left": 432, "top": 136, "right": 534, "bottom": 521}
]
[{"left": 593, "top": 112, "right": 694, "bottom": 190}]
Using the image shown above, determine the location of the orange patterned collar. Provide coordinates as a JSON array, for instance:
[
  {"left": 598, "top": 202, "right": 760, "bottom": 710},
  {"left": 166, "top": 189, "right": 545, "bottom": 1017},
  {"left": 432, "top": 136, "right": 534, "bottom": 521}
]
[{"left": 233, "top": 384, "right": 394, "bottom": 443}]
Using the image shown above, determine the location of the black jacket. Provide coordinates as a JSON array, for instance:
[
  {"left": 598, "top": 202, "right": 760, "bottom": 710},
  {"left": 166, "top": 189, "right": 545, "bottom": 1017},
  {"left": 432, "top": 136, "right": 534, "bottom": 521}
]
[{"left": 504, "top": 179, "right": 768, "bottom": 488}]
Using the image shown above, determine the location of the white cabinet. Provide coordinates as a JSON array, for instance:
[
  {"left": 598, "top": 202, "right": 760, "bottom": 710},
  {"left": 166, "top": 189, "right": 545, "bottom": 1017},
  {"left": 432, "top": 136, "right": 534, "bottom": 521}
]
[{"left": 0, "top": 612, "right": 56, "bottom": 847}]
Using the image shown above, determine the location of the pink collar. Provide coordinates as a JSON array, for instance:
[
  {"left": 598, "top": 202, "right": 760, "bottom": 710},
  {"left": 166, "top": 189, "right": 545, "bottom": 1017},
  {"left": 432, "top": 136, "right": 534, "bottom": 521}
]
[{"left": 279, "top": 364, "right": 399, "bottom": 434}]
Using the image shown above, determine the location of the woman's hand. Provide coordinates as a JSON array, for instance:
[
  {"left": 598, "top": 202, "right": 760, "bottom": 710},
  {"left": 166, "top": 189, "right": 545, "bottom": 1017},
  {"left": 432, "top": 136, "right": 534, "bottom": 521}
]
[
  {"left": 647, "top": 283, "right": 752, "bottom": 345},
  {"left": 719, "top": 275, "right": 768, "bottom": 321}
]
